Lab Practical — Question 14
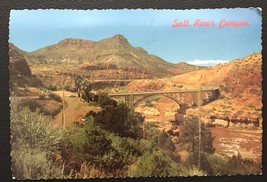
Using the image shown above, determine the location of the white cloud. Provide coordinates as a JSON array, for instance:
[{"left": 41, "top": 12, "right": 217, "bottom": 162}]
[{"left": 187, "top": 59, "right": 230, "bottom": 67}]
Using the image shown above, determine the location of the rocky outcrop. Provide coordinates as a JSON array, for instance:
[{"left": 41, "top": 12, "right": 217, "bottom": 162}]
[
  {"left": 9, "top": 57, "right": 32, "bottom": 77},
  {"left": 9, "top": 43, "right": 42, "bottom": 87},
  {"left": 9, "top": 43, "right": 32, "bottom": 77}
]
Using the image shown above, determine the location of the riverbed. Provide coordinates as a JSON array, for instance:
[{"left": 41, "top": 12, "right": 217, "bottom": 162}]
[{"left": 211, "top": 127, "right": 262, "bottom": 160}]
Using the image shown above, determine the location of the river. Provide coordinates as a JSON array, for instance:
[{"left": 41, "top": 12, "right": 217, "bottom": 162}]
[
  {"left": 211, "top": 126, "right": 262, "bottom": 160},
  {"left": 144, "top": 118, "right": 262, "bottom": 160}
]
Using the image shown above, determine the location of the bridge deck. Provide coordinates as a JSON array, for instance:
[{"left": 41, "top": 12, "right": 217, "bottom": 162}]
[{"left": 109, "top": 87, "right": 219, "bottom": 97}]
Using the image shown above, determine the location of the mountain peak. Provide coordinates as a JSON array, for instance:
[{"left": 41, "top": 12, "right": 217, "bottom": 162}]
[
  {"left": 101, "top": 34, "right": 129, "bottom": 45},
  {"left": 9, "top": 43, "right": 28, "bottom": 55},
  {"left": 113, "top": 34, "right": 127, "bottom": 40}
]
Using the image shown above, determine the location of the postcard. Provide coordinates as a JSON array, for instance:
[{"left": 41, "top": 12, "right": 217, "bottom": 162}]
[{"left": 9, "top": 8, "right": 262, "bottom": 179}]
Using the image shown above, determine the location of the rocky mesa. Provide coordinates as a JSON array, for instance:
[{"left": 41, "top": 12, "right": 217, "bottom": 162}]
[{"left": 24, "top": 34, "right": 203, "bottom": 78}]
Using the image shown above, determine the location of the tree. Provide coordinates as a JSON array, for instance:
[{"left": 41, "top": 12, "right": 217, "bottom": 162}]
[
  {"left": 94, "top": 103, "right": 144, "bottom": 139},
  {"left": 179, "top": 117, "right": 215, "bottom": 174},
  {"left": 60, "top": 116, "right": 117, "bottom": 175},
  {"left": 186, "top": 150, "right": 213, "bottom": 174},
  {"left": 61, "top": 117, "right": 141, "bottom": 176},
  {"left": 97, "top": 92, "right": 117, "bottom": 108},
  {"left": 61, "top": 116, "right": 113, "bottom": 163},
  {"left": 180, "top": 117, "right": 215, "bottom": 154},
  {"left": 73, "top": 75, "right": 83, "bottom": 97},
  {"left": 80, "top": 79, "right": 92, "bottom": 102},
  {"left": 145, "top": 125, "right": 179, "bottom": 162}
]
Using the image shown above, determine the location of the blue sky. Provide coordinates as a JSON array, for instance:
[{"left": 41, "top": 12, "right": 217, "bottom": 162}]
[{"left": 9, "top": 9, "right": 261, "bottom": 65}]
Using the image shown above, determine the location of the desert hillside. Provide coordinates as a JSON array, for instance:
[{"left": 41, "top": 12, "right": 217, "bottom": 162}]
[
  {"left": 170, "top": 53, "right": 262, "bottom": 107},
  {"left": 128, "top": 53, "right": 262, "bottom": 122},
  {"left": 25, "top": 34, "right": 172, "bottom": 77},
  {"left": 24, "top": 34, "right": 203, "bottom": 79}
]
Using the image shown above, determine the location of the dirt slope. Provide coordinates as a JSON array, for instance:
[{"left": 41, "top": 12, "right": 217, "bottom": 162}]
[{"left": 128, "top": 53, "right": 262, "bottom": 122}]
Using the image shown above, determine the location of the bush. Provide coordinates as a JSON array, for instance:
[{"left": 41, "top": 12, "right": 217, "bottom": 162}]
[
  {"left": 145, "top": 125, "right": 179, "bottom": 162},
  {"left": 186, "top": 151, "right": 213, "bottom": 175},
  {"left": 145, "top": 99, "right": 154, "bottom": 107},
  {"left": 48, "top": 93, "right": 62, "bottom": 102},
  {"left": 10, "top": 100, "right": 64, "bottom": 179},
  {"left": 28, "top": 76, "right": 43, "bottom": 87},
  {"left": 224, "top": 154, "right": 261, "bottom": 175},
  {"left": 94, "top": 103, "right": 144, "bottom": 139},
  {"left": 61, "top": 117, "right": 140, "bottom": 177},
  {"left": 128, "top": 150, "right": 180, "bottom": 177},
  {"left": 97, "top": 92, "right": 117, "bottom": 108},
  {"left": 46, "top": 84, "right": 58, "bottom": 91},
  {"left": 207, "top": 155, "right": 228, "bottom": 175},
  {"left": 178, "top": 165, "right": 205, "bottom": 176},
  {"left": 144, "top": 97, "right": 160, "bottom": 107},
  {"left": 64, "top": 83, "right": 71, "bottom": 91},
  {"left": 18, "top": 98, "right": 62, "bottom": 117},
  {"left": 11, "top": 146, "right": 64, "bottom": 179},
  {"left": 60, "top": 117, "right": 116, "bottom": 172},
  {"left": 39, "top": 94, "right": 46, "bottom": 100},
  {"left": 11, "top": 102, "right": 63, "bottom": 152}
]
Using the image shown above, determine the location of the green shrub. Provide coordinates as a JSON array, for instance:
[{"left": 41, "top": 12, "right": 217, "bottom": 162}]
[
  {"left": 186, "top": 151, "right": 214, "bottom": 175},
  {"left": 10, "top": 100, "right": 64, "bottom": 179},
  {"left": 60, "top": 118, "right": 118, "bottom": 173},
  {"left": 61, "top": 117, "right": 141, "bottom": 176},
  {"left": 46, "top": 84, "right": 58, "bottom": 91},
  {"left": 224, "top": 154, "right": 261, "bottom": 175},
  {"left": 145, "top": 126, "right": 179, "bottom": 161},
  {"left": 94, "top": 103, "right": 144, "bottom": 139},
  {"left": 48, "top": 93, "right": 62, "bottom": 102},
  {"left": 97, "top": 92, "right": 117, "bottom": 108},
  {"left": 64, "top": 83, "right": 71, "bottom": 91},
  {"left": 145, "top": 99, "right": 153, "bottom": 107},
  {"left": 11, "top": 146, "right": 64, "bottom": 179},
  {"left": 128, "top": 150, "right": 180, "bottom": 177},
  {"left": 11, "top": 102, "right": 63, "bottom": 153},
  {"left": 144, "top": 97, "right": 160, "bottom": 107},
  {"left": 207, "top": 155, "right": 228, "bottom": 175}
]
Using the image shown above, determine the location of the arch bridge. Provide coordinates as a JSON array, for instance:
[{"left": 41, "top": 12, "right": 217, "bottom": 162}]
[{"left": 109, "top": 86, "right": 220, "bottom": 110}]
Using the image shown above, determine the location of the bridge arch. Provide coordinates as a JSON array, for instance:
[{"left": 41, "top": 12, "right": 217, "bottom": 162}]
[{"left": 131, "top": 94, "right": 182, "bottom": 110}]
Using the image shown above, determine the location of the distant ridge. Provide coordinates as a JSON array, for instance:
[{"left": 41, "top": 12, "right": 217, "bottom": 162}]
[{"left": 23, "top": 34, "right": 203, "bottom": 77}]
